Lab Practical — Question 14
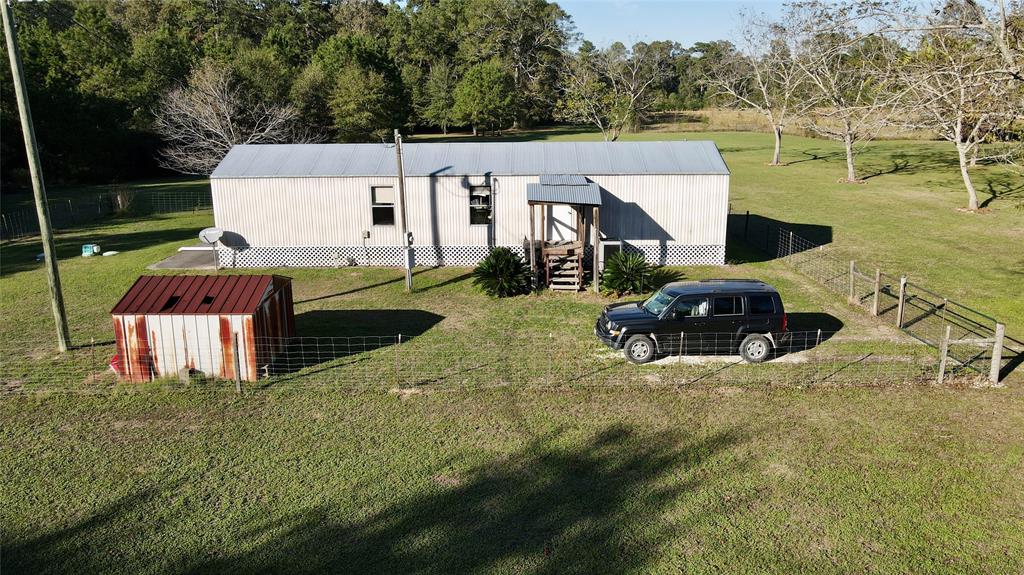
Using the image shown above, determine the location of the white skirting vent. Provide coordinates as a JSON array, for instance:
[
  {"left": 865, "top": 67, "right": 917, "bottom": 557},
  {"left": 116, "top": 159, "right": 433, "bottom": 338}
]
[{"left": 217, "top": 244, "right": 725, "bottom": 268}]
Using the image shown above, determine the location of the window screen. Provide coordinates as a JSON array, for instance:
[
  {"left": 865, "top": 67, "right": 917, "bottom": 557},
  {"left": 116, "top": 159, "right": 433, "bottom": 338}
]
[
  {"left": 674, "top": 298, "right": 709, "bottom": 318},
  {"left": 713, "top": 296, "right": 743, "bottom": 316},
  {"left": 469, "top": 185, "right": 492, "bottom": 225},
  {"left": 748, "top": 295, "right": 775, "bottom": 315},
  {"left": 371, "top": 186, "right": 395, "bottom": 226}
]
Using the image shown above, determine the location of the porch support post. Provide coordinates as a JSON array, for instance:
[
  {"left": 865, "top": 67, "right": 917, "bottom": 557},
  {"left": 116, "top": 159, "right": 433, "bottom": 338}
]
[
  {"left": 539, "top": 204, "right": 545, "bottom": 244},
  {"left": 592, "top": 206, "right": 600, "bottom": 293},
  {"left": 528, "top": 203, "right": 537, "bottom": 286}
]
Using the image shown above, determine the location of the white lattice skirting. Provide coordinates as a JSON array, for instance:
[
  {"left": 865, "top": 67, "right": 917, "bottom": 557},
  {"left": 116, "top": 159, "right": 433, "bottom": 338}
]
[{"left": 218, "top": 244, "right": 725, "bottom": 268}]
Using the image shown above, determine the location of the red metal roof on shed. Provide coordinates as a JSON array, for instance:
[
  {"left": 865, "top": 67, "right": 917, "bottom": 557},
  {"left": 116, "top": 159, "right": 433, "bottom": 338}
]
[{"left": 111, "top": 275, "right": 285, "bottom": 315}]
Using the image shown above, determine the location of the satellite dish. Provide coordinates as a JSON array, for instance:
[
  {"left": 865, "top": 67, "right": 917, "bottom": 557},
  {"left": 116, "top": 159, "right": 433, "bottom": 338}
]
[{"left": 199, "top": 227, "right": 224, "bottom": 245}]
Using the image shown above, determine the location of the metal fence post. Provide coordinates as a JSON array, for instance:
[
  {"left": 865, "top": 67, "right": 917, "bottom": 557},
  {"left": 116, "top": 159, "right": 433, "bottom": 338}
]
[
  {"left": 848, "top": 260, "right": 856, "bottom": 305},
  {"left": 896, "top": 276, "right": 908, "bottom": 329},
  {"left": 788, "top": 230, "right": 794, "bottom": 257},
  {"left": 871, "top": 269, "right": 881, "bottom": 316},
  {"left": 990, "top": 323, "right": 1005, "bottom": 385},
  {"left": 937, "top": 325, "right": 951, "bottom": 385}
]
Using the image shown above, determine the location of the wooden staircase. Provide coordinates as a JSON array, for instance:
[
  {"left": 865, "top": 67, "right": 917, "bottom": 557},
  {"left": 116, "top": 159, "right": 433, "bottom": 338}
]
[{"left": 544, "top": 241, "right": 584, "bottom": 291}]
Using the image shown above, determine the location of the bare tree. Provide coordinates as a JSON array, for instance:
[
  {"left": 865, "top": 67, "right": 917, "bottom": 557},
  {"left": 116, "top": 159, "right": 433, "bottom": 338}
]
[
  {"left": 154, "top": 60, "right": 303, "bottom": 175},
  {"left": 895, "top": 25, "right": 1020, "bottom": 210},
  {"left": 557, "top": 42, "right": 672, "bottom": 141},
  {"left": 793, "top": 2, "right": 905, "bottom": 182},
  {"left": 705, "top": 10, "right": 808, "bottom": 165}
]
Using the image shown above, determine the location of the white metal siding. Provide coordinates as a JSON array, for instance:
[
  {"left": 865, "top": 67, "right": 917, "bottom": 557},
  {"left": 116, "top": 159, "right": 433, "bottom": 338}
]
[
  {"left": 113, "top": 312, "right": 257, "bottom": 381},
  {"left": 212, "top": 173, "right": 729, "bottom": 250}
]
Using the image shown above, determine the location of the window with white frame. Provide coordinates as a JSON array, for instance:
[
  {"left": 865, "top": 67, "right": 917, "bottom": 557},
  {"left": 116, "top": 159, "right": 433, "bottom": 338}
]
[
  {"left": 371, "top": 185, "right": 395, "bottom": 226},
  {"left": 469, "top": 185, "right": 492, "bottom": 225}
]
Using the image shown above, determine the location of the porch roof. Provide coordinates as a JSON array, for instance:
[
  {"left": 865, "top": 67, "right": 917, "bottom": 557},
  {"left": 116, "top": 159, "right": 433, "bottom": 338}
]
[{"left": 526, "top": 180, "right": 602, "bottom": 206}]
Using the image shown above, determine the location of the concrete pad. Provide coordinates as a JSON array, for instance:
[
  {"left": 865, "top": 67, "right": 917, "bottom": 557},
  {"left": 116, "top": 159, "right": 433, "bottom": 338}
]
[{"left": 148, "top": 249, "right": 218, "bottom": 270}]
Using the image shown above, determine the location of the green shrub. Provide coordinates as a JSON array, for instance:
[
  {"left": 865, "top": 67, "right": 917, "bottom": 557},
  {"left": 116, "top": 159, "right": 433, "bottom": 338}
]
[
  {"left": 472, "top": 247, "right": 532, "bottom": 297},
  {"left": 601, "top": 251, "right": 652, "bottom": 295}
]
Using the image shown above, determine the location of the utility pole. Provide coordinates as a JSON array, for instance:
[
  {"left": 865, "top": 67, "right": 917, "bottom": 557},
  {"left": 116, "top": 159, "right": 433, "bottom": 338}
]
[
  {"left": 2, "top": 0, "right": 70, "bottom": 352},
  {"left": 393, "top": 129, "right": 413, "bottom": 292}
]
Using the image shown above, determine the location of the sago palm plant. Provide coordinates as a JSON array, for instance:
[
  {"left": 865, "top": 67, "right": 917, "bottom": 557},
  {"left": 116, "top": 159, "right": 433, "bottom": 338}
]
[{"left": 472, "top": 247, "right": 533, "bottom": 297}]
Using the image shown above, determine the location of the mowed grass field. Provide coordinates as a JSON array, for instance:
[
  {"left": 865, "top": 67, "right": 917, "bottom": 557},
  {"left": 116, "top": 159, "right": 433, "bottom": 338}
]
[{"left": 2, "top": 129, "right": 1023, "bottom": 573}]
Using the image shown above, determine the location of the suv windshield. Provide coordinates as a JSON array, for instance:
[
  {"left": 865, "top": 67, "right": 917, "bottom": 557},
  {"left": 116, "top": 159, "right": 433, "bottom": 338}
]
[{"left": 642, "top": 289, "right": 675, "bottom": 316}]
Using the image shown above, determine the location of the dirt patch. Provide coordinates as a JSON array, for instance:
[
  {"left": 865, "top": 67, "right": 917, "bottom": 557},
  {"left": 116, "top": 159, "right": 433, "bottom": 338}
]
[
  {"left": 389, "top": 387, "right": 425, "bottom": 400},
  {"left": 432, "top": 473, "right": 462, "bottom": 488},
  {"left": 1, "top": 379, "right": 24, "bottom": 393},
  {"left": 81, "top": 371, "right": 116, "bottom": 386}
]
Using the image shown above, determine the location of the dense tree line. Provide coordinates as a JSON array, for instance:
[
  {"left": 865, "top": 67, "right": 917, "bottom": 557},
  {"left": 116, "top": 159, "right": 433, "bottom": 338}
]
[
  {"left": 1, "top": 0, "right": 734, "bottom": 183},
  {"left": 2, "top": 0, "right": 1019, "bottom": 211}
]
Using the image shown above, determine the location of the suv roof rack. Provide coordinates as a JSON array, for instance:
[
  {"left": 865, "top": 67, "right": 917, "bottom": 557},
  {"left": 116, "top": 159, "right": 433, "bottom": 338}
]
[{"left": 698, "top": 278, "right": 764, "bottom": 283}]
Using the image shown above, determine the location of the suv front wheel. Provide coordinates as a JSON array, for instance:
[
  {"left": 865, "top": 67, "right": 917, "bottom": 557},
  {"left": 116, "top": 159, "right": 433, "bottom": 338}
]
[
  {"left": 739, "top": 333, "right": 771, "bottom": 363},
  {"left": 624, "top": 335, "right": 656, "bottom": 364}
]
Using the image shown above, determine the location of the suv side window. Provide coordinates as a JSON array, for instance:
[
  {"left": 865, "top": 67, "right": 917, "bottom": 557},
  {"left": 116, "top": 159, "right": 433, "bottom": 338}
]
[
  {"left": 673, "top": 297, "right": 708, "bottom": 318},
  {"left": 713, "top": 296, "right": 744, "bottom": 316},
  {"left": 748, "top": 295, "right": 775, "bottom": 315}
]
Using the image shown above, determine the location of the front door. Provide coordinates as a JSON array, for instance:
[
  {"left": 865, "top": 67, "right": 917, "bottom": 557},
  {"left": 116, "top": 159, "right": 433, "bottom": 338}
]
[
  {"left": 546, "top": 204, "right": 577, "bottom": 242},
  {"left": 658, "top": 297, "right": 709, "bottom": 355}
]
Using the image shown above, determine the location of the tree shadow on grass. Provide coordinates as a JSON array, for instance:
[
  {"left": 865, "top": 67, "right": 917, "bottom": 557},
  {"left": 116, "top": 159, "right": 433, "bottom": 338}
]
[
  {"left": 979, "top": 173, "right": 1024, "bottom": 208},
  {"left": 2, "top": 425, "right": 750, "bottom": 574},
  {"left": 2, "top": 484, "right": 175, "bottom": 575},
  {"left": 181, "top": 424, "right": 749, "bottom": 575}
]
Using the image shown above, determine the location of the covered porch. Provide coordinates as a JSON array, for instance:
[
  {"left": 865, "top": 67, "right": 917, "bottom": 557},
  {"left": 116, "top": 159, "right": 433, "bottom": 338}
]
[{"left": 526, "top": 175, "right": 601, "bottom": 292}]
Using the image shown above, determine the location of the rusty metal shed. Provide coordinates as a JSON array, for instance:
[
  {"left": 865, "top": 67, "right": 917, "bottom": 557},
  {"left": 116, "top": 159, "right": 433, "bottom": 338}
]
[{"left": 111, "top": 274, "right": 294, "bottom": 382}]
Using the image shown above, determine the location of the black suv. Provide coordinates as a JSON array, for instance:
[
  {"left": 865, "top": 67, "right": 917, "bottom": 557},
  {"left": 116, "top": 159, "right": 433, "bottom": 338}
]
[{"left": 595, "top": 280, "right": 788, "bottom": 364}]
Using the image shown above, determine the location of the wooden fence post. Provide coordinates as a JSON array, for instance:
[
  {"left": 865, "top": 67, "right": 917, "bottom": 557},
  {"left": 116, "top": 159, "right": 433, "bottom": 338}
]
[
  {"left": 937, "top": 325, "right": 951, "bottom": 385},
  {"left": 871, "top": 269, "right": 881, "bottom": 316},
  {"left": 848, "top": 260, "right": 856, "bottom": 305},
  {"left": 896, "top": 276, "right": 908, "bottom": 329},
  {"left": 990, "top": 323, "right": 1005, "bottom": 385}
]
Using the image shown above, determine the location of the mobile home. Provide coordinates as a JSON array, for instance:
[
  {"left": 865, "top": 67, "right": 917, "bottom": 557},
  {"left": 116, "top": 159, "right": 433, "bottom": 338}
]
[{"left": 210, "top": 141, "right": 730, "bottom": 286}]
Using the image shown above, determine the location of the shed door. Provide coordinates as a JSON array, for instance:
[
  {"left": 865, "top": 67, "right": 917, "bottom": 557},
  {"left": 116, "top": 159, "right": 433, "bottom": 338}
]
[{"left": 546, "top": 205, "right": 577, "bottom": 242}]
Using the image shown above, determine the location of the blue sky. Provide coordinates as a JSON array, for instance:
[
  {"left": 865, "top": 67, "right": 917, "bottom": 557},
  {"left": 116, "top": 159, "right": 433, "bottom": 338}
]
[{"left": 559, "top": 0, "right": 786, "bottom": 47}]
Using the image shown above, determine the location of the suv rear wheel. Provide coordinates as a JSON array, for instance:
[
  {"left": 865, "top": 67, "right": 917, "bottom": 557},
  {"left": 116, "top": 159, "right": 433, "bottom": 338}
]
[
  {"left": 624, "top": 335, "right": 655, "bottom": 364},
  {"left": 739, "top": 333, "right": 771, "bottom": 363}
]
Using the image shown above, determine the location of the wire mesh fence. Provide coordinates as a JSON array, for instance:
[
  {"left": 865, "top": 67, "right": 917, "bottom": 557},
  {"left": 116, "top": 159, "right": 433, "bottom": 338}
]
[
  {"left": 0, "top": 187, "right": 213, "bottom": 240},
  {"left": 0, "top": 331, "right": 945, "bottom": 395},
  {"left": 727, "top": 213, "right": 1022, "bottom": 382}
]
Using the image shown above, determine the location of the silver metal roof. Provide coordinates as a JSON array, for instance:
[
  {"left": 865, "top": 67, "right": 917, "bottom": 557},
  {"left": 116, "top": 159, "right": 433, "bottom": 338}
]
[
  {"left": 527, "top": 182, "right": 602, "bottom": 206},
  {"left": 210, "top": 141, "right": 730, "bottom": 179},
  {"left": 539, "top": 174, "right": 588, "bottom": 186}
]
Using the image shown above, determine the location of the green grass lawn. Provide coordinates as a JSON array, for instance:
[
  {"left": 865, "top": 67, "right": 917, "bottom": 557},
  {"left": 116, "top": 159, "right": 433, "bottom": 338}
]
[
  {"left": 2, "top": 385, "right": 1023, "bottom": 574},
  {"left": 2, "top": 128, "right": 1023, "bottom": 573}
]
